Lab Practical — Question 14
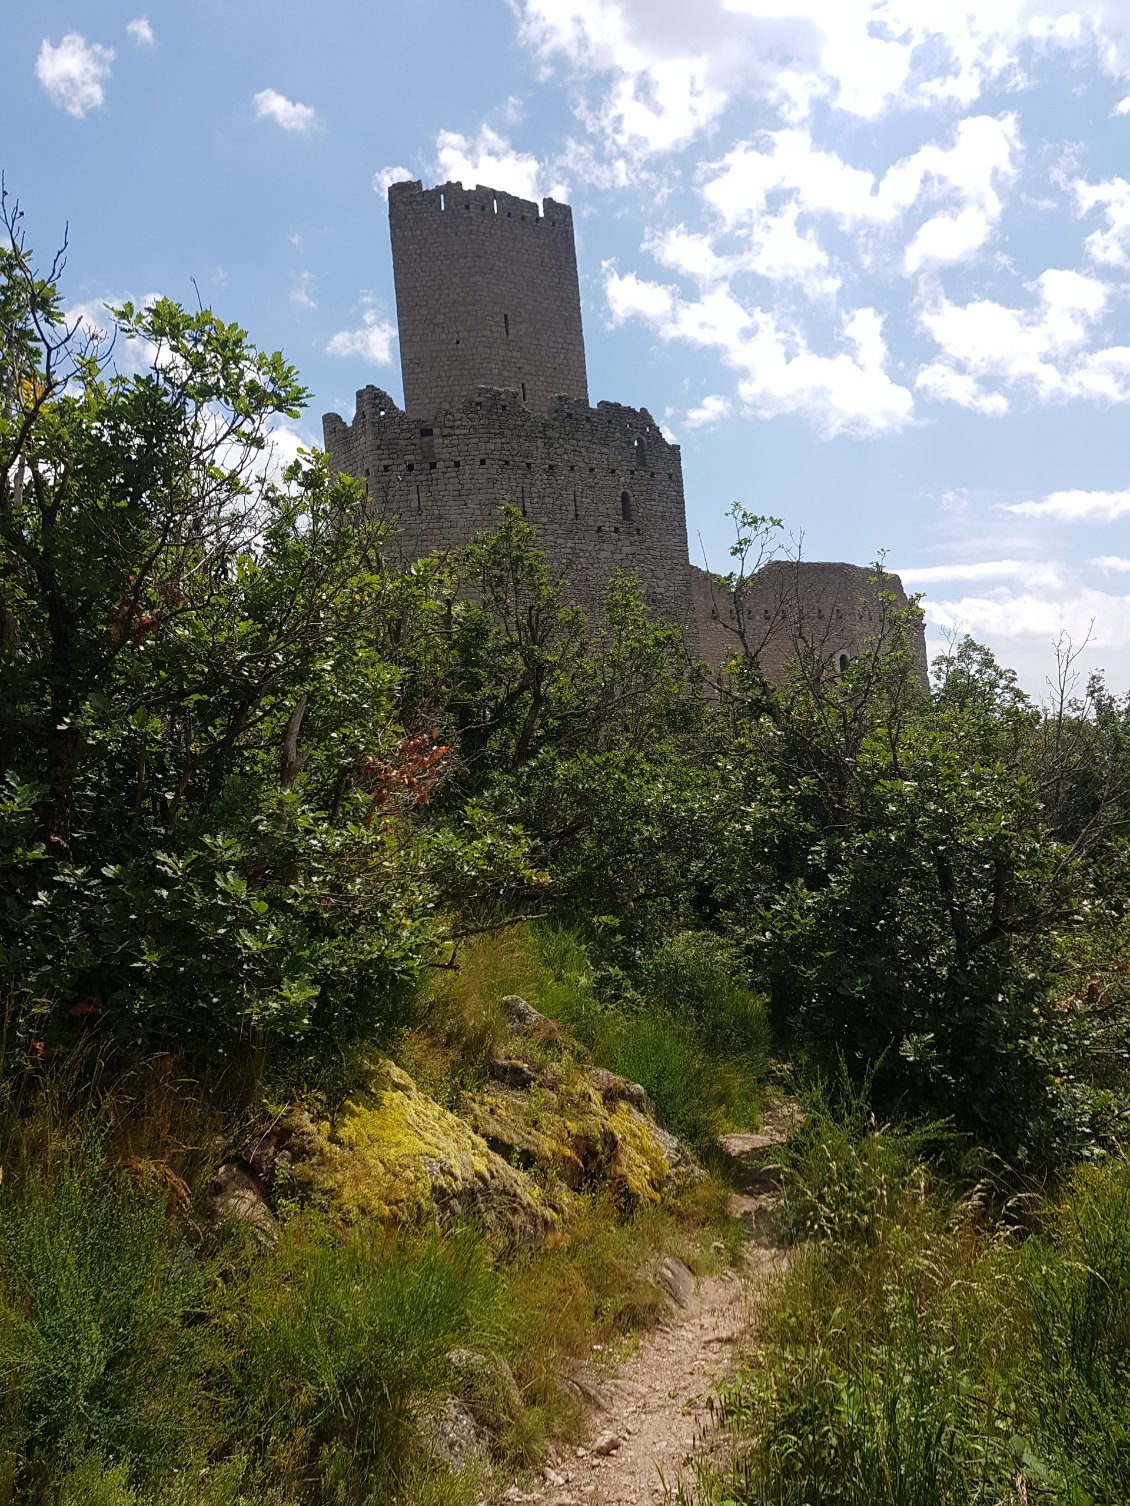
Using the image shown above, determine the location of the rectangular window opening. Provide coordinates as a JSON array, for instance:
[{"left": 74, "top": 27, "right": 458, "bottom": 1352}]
[{"left": 504, "top": 313, "right": 510, "bottom": 338}]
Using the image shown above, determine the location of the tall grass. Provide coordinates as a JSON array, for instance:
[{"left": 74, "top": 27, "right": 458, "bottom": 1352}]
[
  {"left": 0, "top": 1133, "right": 516, "bottom": 1503},
  {"left": 683, "top": 1087, "right": 1130, "bottom": 1506},
  {"left": 0, "top": 995, "right": 737, "bottom": 1504},
  {"left": 529, "top": 925, "right": 769, "bottom": 1148}
]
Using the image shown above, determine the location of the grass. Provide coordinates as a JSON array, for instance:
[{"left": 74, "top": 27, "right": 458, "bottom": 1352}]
[
  {"left": 422, "top": 922, "right": 771, "bottom": 1152},
  {"left": 0, "top": 925, "right": 749, "bottom": 1505},
  {"left": 680, "top": 1078, "right": 1130, "bottom": 1506}
]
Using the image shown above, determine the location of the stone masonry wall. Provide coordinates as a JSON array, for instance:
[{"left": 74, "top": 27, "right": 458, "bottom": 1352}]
[
  {"left": 323, "top": 384, "right": 693, "bottom": 630},
  {"left": 324, "top": 176, "right": 929, "bottom": 688},
  {"left": 689, "top": 559, "right": 929, "bottom": 683},
  {"left": 389, "top": 180, "right": 589, "bottom": 420}
]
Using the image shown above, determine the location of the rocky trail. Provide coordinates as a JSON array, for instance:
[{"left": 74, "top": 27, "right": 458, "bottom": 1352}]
[{"left": 493, "top": 1116, "right": 793, "bottom": 1506}]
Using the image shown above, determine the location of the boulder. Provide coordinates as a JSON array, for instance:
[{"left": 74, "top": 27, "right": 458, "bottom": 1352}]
[
  {"left": 415, "top": 1394, "right": 487, "bottom": 1472},
  {"left": 206, "top": 1162, "right": 277, "bottom": 1247},
  {"left": 447, "top": 1347, "right": 523, "bottom": 1428},
  {"left": 500, "top": 993, "right": 555, "bottom": 1033},
  {"left": 286, "top": 1056, "right": 555, "bottom": 1245},
  {"left": 656, "top": 1254, "right": 696, "bottom": 1309}
]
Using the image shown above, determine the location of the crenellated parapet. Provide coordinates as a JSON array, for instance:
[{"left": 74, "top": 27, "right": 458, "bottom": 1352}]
[{"left": 323, "top": 384, "right": 692, "bottom": 629}]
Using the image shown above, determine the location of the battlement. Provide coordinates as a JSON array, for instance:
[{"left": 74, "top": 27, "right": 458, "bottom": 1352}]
[
  {"left": 322, "top": 383, "right": 690, "bottom": 626},
  {"left": 325, "top": 178, "right": 928, "bottom": 688},
  {"left": 388, "top": 178, "right": 575, "bottom": 235}
]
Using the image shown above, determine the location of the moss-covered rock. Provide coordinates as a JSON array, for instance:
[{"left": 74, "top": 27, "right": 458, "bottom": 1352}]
[
  {"left": 287, "top": 1057, "right": 556, "bottom": 1244},
  {"left": 284, "top": 1017, "right": 702, "bottom": 1242},
  {"left": 463, "top": 1059, "right": 691, "bottom": 1212}
]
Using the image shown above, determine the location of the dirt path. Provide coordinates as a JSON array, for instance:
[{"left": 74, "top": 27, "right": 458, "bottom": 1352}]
[{"left": 495, "top": 1123, "right": 790, "bottom": 1506}]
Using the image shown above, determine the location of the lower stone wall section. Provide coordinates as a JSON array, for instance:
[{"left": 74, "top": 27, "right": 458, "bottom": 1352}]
[
  {"left": 324, "top": 386, "right": 928, "bottom": 688},
  {"left": 690, "top": 560, "right": 928, "bottom": 684}
]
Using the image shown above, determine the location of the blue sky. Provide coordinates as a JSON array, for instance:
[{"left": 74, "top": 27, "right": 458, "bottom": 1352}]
[{"left": 6, "top": 1, "right": 1130, "bottom": 693}]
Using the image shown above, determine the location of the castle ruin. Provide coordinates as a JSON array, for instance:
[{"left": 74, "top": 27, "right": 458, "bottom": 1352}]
[{"left": 323, "top": 179, "right": 926, "bottom": 682}]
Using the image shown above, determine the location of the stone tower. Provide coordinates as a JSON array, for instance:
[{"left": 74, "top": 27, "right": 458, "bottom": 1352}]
[
  {"left": 389, "top": 180, "right": 589, "bottom": 419},
  {"left": 323, "top": 178, "right": 928, "bottom": 687}
]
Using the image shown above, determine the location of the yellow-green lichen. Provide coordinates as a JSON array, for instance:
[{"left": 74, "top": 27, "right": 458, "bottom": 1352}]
[
  {"left": 289, "top": 1057, "right": 556, "bottom": 1242},
  {"left": 607, "top": 1102, "right": 674, "bottom": 1207}
]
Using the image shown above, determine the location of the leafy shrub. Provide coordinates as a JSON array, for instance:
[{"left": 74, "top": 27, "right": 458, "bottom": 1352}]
[{"left": 642, "top": 931, "right": 766, "bottom": 1045}]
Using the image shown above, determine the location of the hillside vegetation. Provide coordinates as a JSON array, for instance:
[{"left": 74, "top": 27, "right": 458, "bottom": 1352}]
[{"left": 1, "top": 200, "right": 1128, "bottom": 1503}]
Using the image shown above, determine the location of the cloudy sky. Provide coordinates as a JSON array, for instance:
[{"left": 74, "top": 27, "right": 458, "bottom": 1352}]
[{"left": 7, "top": 1, "right": 1130, "bottom": 692}]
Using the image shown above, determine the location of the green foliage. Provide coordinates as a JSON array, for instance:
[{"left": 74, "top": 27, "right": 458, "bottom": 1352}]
[
  {"left": 217, "top": 1221, "right": 504, "bottom": 1497},
  {"left": 526, "top": 926, "right": 766, "bottom": 1148},
  {"left": 0, "top": 1139, "right": 208, "bottom": 1498},
  {"left": 0, "top": 203, "right": 541, "bottom": 1073},
  {"left": 685, "top": 1111, "right": 1130, "bottom": 1506},
  {"left": 1023, "top": 1158, "right": 1130, "bottom": 1493}
]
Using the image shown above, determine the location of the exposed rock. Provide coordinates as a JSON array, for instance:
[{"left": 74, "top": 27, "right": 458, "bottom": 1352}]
[
  {"left": 487, "top": 1056, "right": 539, "bottom": 1090},
  {"left": 286, "top": 1056, "right": 555, "bottom": 1245},
  {"left": 589, "top": 1067, "right": 657, "bottom": 1120},
  {"left": 500, "top": 993, "right": 555, "bottom": 1033},
  {"left": 464, "top": 1075, "right": 687, "bottom": 1211},
  {"left": 555, "top": 1359, "right": 610, "bottom": 1412},
  {"left": 656, "top": 1254, "right": 696, "bottom": 1309},
  {"left": 415, "top": 1394, "right": 487, "bottom": 1472},
  {"left": 447, "top": 1347, "right": 523, "bottom": 1427},
  {"left": 207, "top": 1162, "right": 277, "bottom": 1247},
  {"left": 591, "top": 1429, "right": 623, "bottom": 1456}
]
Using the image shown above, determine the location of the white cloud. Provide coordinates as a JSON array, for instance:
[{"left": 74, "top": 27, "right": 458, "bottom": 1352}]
[
  {"left": 926, "top": 586, "right": 1130, "bottom": 651},
  {"left": 684, "top": 393, "right": 732, "bottom": 429},
  {"left": 702, "top": 113, "right": 1019, "bottom": 239},
  {"left": 512, "top": 0, "right": 1120, "bottom": 156},
  {"left": 917, "top": 268, "right": 1116, "bottom": 408},
  {"left": 1114, "top": 94, "right": 1130, "bottom": 114},
  {"left": 1073, "top": 175, "right": 1130, "bottom": 267},
  {"left": 605, "top": 267, "right": 676, "bottom": 324},
  {"left": 126, "top": 18, "right": 154, "bottom": 46},
  {"left": 747, "top": 203, "right": 841, "bottom": 297},
  {"left": 900, "top": 559, "right": 1066, "bottom": 588},
  {"left": 904, "top": 206, "right": 995, "bottom": 274},
  {"left": 432, "top": 125, "right": 557, "bottom": 201},
  {"left": 326, "top": 309, "right": 397, "bottom": 364},
  {"left": 606, "top": 264, "right": 913, "bottom": 436},
  {"left": 36, "top": 34, "right": 114, "bottom": 118},
  {"left": 915, "top": 361, "right": 1010, "bottom": 416},
  {"left": 261, "top": 423, "right": 317, "bottom": 485},
  {"left": 1002, "top": 488, "right": 1130, "bottom": 521},
  {"left": 647, "top": 225, "right": 733, "bottom": 285},
  {"left": 373, "top": 165, "right": 414, "bottom": 198},
  {"left": 290, "top": 271, "right": 317, "bottom": 310},
  {"left": 1093, "top": 554, "right": 1130, "bottom": 570},
  {"left": 253, "top": 89, "right": 317, "bottom": 133}
]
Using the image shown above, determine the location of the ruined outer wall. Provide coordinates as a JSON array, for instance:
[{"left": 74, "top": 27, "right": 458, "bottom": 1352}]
[
  {"left": 689, "top": 560, "right": 928, "bottom": 684},
  {"left": 323, "top": 385, "right": 692, "bottom": 629},
  {"left": 389, "top": 180, "right": 589, "bottom": 420}
]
